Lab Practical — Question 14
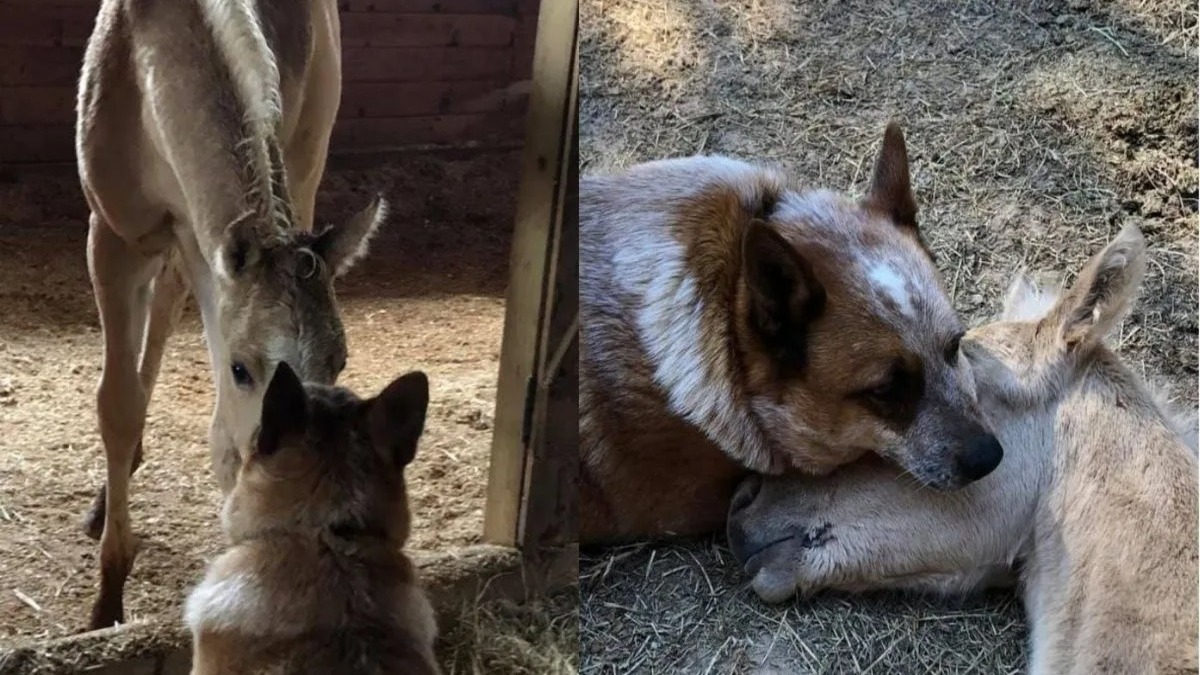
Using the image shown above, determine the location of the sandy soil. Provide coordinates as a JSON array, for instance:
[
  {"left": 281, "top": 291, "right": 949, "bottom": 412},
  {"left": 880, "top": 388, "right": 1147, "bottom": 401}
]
[
  {"left": 0, "top": 150, "right": 521, "bottom": 642},
  {"left": 580, "top": 0, "right": 1196, "bottom": 671}
]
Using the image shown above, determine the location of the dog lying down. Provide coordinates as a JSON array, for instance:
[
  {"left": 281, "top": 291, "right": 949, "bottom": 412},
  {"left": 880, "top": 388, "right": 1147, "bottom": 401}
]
[{"left": 728, "top": 225, "right": 1198, "bottom": 675}]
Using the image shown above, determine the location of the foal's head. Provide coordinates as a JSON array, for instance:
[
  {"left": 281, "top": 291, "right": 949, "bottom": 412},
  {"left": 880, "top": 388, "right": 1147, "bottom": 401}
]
[
  {"left": 209, "top": 197, "right": 386, "bottom": 486},
  {"left": 962, "top": 224, "right": 1147, "bottom": 414}
]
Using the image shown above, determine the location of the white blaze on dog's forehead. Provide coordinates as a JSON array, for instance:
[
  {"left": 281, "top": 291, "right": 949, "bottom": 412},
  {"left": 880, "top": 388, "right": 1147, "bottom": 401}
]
[{"left": 867, "top": 261, "right": 915, "bottom": 317}]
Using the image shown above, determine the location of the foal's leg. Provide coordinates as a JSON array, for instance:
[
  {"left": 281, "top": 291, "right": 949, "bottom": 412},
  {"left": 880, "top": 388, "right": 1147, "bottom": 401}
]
[
  {"left": 82, "top": 249, "right": 190, "bottom": 540},
  {"left": 87, "top": 214, "right": 163, "bottom": 629}
]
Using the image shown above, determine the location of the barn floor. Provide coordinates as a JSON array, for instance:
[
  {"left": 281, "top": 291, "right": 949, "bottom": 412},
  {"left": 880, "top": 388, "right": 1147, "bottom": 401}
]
[
  {"left": 580, "top": 0, "right": 1196, "bottom": 672},
  {"left": 0, "top": 149, "right": 520, "bottom": 641}
]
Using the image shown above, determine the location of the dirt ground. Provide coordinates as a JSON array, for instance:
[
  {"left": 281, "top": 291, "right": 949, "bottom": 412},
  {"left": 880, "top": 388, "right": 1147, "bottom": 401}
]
[
  {"left": 580, "top": 0, "right": 1196, "bottom": 672},
  {"left": 0, "top": 150, "right": 521, "bottom": 641}
]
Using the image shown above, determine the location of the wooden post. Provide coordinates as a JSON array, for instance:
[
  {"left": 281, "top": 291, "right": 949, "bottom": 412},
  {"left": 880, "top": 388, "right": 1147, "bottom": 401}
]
[{"left": 483, "top": 0, "right": 578, "bottom": 551}]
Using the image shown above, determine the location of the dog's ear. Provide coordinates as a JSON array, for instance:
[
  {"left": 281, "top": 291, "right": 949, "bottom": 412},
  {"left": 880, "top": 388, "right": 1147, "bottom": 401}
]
[
  {"left": 1043, "top": 225, "right": 1146, "bottom": 350},
  {"left": 366, "top": 371, "right": 429, "bottom": 468},
  {"left": 258, "top": 362, "right": 308, "bottom": 456},
  {"left": 742, "top": 220, "right": 825, "bottom": 367},
  {"left": 862, "top": 123, "right": 919, "bottom": 233}
]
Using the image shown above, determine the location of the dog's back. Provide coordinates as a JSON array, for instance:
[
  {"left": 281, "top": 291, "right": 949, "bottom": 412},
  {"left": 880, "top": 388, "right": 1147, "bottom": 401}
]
[
  {"left": 186, "top": 365, "right": 440, "bottom": 674},
  {"left": 581, "top": 157, "right": 791, "bottom": 540},
  {"left": 189, "top": 538, "right": 438, "bottom": 675}
]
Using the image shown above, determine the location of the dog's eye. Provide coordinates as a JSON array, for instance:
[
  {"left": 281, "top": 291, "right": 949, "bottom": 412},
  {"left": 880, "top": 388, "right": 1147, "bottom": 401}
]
[
  {"left": 866, "top": 378, "right": 901, "bottom": 402},
  {"left": 944, "top": 332, "right": 964, "bottom": 363}
]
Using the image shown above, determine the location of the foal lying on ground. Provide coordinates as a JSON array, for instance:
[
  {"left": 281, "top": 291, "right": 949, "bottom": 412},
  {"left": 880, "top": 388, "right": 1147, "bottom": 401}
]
[
  {"left": 186, "top": 363, "right": 440, "bottom": 675},
  {"left": 728, "top": 225, "right": 1198, "bottom": 674}
]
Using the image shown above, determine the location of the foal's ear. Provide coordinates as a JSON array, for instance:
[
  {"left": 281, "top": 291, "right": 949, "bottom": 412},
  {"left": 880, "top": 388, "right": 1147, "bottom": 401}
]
[
  {"left": 258, "top": 362, "right": 308, "bottom": 456},
  {"left": 314, "top": 195, "right": 388, "bottom": 277},
  {"left": 218, "top": 212, "right": 264, "bottom": 278},
  {"left": 1044, "top": 225, "right": 1146, "bottom": 350},
  {"left": 366, "top": 371, "right": 429, "bottom": 468}
]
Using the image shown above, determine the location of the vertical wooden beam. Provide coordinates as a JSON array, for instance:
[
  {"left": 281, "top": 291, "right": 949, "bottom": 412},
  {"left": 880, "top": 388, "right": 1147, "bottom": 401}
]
[{"left": 483, "top": 0, "right": 578, "bottom": 547}]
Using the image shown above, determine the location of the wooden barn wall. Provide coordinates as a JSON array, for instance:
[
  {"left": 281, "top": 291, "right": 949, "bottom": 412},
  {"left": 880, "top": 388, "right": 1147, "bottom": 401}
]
[{"left": 0, "top": 0, "right": 539, "bottom": 165}]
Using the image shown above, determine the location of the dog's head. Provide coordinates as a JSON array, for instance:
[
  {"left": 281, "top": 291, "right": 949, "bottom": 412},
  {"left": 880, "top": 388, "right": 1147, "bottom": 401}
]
[
  {"left": 740, "top": 124, "right": 1000, "bottom": 490},
  {"left": 221, "top": 362, "right": 430, "bottom": 546}
]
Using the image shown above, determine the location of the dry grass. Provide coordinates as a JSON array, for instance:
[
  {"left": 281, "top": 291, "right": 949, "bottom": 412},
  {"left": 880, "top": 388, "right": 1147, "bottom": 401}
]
[
  {"left": 580, "top": 0, "right": 1196, "bottom": 671},
  {"left": 441, "top": 589, "right": 580, "bottom": 675}
]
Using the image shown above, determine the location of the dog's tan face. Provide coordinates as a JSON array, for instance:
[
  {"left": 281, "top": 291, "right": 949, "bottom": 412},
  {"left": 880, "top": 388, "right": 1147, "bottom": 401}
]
[
  {"left": 738, "top": 125, "right": 1001, "bottom": 490},
  {"left": 221, "top": 362, "right": 429, "bottom": 545}
]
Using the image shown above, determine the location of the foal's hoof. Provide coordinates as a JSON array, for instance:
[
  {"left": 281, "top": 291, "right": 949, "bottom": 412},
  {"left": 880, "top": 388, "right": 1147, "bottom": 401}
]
[
  {"left": 81, "top": 487, "right": 106, "bottom": 541},
  {"left": 89, "top": 594, "right": 123, "bottom": 631}
]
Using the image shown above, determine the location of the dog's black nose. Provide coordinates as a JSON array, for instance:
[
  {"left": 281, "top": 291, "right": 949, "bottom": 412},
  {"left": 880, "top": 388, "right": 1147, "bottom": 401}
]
[{"left": 957, "top": 434, "right": 1003, "bottom": 482}]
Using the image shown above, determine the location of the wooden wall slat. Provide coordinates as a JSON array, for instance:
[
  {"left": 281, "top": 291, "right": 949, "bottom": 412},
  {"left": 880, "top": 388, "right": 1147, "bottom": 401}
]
[
  {"left": 0, "top": 86, "right": 75, "bottom": 124},
  {"left": 338, "top": 80, "right": 525, "bottom": 118},
  {"left": 330, "top": 112, "right": 524, "bottom": 150},
  {"left": 341, "top": 46, "right": 512, "bottom": 82},
  {"left": 340, "top": 13, "right": 516, "bottom": 47},
  {"left": 0, "top": 46, "right": 84, "bottom": 86},
  {"left": 339, "top": 0, "right": 519, "bottom": 13},
  {"left": 0, "top": 125, "right": 74, "bottom": 164},
  {"left": 0, "top": 2, "right": 540, "bottom": 164}
]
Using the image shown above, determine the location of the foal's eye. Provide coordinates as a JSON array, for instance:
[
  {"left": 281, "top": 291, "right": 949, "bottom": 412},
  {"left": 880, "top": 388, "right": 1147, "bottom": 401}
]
[{"left": 231, "top": 362, "right": 254, "bottom": 388}]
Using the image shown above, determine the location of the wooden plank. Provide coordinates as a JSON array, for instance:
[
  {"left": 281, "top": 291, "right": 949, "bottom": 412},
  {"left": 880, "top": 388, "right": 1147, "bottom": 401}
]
[
  {"left": 0, "top": 125, "right": 74, "bottom": 164},
  {"left": 0, "top": 46, "right": 85, "bottom": 86},
  {"left": 329, "top": 112, "right": 524, "bottom": 149},
  {"left": 0, "top": 0, "right": 99, "bottom": 6},
  {"left": 516, "top": 14, "right": 577, "bottom": 551},
  {"left": 0, "top": 6, "right": 95, "bottom": 47},
  {"left": 339, "top": 0, "right": 518, "bottom": 14},
  {"left": 0, "top": 85, "right": 75, "bottom": 124},
  {"left": 511, "top": 13, "right": 538, "bottom": 80},
  {"left": 342, "top": 46, "right": 512, "bottom": 82},
  {"left": 338, "top": 80, "right": 525, "bottom": 118},
  {"left": 340, "top": 13, "right": 516, "bottom": 47},
  {"left": 0, "top": 11, "right": 64, "bottom": 47},
  {"left": 0, "top": 544, "right": 577, "bottom": 673},
  {"left": 482, "top": 0, "right": 577, "bottom": 547},
  {"left": 519, "top": 106, "right": 577, "bottom": 550}
]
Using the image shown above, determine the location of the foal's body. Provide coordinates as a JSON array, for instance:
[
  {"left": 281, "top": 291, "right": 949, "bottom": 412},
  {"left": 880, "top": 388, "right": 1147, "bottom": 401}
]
[
  {"left": 79, "top": 0, "right": 382, "bottom": 628},
  {"left": 729, "top": 227, "right": 1198, "bottom": 674}
]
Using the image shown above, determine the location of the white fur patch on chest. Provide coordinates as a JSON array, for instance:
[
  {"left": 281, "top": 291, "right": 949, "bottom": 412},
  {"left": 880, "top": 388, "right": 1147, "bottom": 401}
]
[
  {"left": 866, "top": 261, "right": 915, "bottom": 317},
  {"left": 185, "top": 572, "right": 262, "bottom": 634},
  {"left": 607, "top": 158, "right": 774, "bottom": 470}
]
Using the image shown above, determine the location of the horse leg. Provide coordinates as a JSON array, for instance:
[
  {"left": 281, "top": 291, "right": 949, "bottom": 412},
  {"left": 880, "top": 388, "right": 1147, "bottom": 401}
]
[
  {"left": 87, "top": 213, "right": 162, "bottom": 629},
  {"left": 82, "top": 249, "right": 190, "bottom": 540}
]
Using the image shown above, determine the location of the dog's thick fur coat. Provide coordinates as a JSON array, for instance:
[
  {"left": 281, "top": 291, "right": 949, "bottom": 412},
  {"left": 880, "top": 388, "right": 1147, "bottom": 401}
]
[{"left": 581, "top": 125, "right": 998, "bottom": 542}]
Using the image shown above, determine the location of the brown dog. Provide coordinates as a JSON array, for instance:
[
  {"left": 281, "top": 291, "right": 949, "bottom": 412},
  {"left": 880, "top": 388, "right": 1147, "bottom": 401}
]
[
  {"left": 185, "top": 363, "right": 440, "bottom": 674},
  {"left": 581, "top": 124, "right": 1001, "bottom": 542}
]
